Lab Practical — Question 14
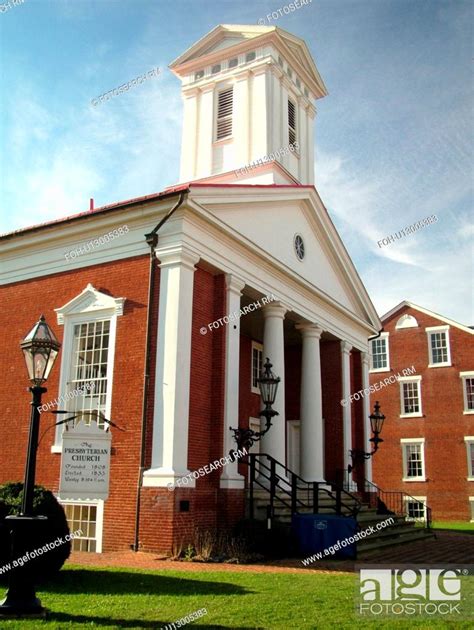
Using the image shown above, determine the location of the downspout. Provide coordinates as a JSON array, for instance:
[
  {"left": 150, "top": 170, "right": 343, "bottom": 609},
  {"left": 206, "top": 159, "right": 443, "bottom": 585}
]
[
  {"left": 368, "top": 328, "right": 384, "bottom": 341},
  {"left": 132, "top": 191, "right": 187, "bottom": 551}
]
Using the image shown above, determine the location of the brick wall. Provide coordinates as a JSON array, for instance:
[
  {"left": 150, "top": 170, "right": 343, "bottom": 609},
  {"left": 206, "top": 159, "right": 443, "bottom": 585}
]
[
  {"left": 321, "top": 340, "right": 344, "bottom": 480},
  {"left": 0, "top": 255, "right": 150, "bottom": 551}
]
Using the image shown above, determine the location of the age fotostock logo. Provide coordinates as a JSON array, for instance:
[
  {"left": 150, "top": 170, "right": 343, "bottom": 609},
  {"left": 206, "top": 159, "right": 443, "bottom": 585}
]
[{"left": 359, "top": 568, "right": 467, "bottom": 617}]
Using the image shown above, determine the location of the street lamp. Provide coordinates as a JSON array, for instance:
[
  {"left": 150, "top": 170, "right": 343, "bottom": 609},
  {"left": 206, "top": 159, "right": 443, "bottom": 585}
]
[
  {"left": 0, "top": 315, "right": 61, "bottom": 618},
  {"left": 348, "top": 400, "right": 385, "bottom": 473},
  {"left": 229, "top": 357, "right": 280, "bottom": 458}
]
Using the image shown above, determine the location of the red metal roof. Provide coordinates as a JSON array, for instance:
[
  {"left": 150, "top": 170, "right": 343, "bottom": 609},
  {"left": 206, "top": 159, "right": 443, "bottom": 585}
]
[{"left": 0, "top": 182, "right": 313, "bottom": 241}]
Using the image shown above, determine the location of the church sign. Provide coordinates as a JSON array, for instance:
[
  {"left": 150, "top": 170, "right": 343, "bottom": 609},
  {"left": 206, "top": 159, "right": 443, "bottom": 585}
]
[{"left": 59, "top": 420, "right": 112, "bottom": 501}]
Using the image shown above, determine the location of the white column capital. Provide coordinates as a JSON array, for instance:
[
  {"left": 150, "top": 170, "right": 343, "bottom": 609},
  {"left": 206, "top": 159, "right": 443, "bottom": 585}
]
[
  {"left": 341, "top": 340, "right": 352, "bottom": 356},
  {"left": 296, "top": 323, "right": 324, "bottom": 340},
  {"left": 182, "top": 87, "right": 200, "bottom": 99},
  {"left": 361, "top": 351, "right": 370, "bottom": 367},
  {"left": 262, "top": 301, "right": 287, "bottom": 320},
  {"left": 156, "top": 246, "right": 200, "bottom": 271},
  {"left": 225, "top": 273, "right": 245, "bottom": 296}
]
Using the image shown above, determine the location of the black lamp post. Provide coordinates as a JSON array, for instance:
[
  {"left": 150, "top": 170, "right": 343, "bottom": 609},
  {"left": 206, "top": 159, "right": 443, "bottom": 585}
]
[
  {"left": 348, "top": 400, "right": 385, "bottom": 473},
  {"left": 0, "top": 315, "right": 61, "bottom": 618},
  {"left": 230, "top": 357, "right": 280, "bottom": 458}
]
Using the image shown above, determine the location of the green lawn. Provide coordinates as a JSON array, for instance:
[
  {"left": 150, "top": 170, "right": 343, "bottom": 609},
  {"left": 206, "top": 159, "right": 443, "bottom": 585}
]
[
  {"left": 431, "top": 521, "right": 474, "bottom": 533},
  {"left": 0, "top": 565, "right": 472, "bottom": 629}
]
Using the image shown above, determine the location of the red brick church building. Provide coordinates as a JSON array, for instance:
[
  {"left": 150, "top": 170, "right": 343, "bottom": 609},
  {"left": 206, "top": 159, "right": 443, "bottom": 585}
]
[{"left": 0, "top": 25, "right": 382, "bottom": 553}]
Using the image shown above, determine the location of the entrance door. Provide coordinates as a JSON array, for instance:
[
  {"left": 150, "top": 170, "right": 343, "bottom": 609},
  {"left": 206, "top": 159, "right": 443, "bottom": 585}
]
[{"left": 287, "top": 420, "right": 300, "bottom": 476}]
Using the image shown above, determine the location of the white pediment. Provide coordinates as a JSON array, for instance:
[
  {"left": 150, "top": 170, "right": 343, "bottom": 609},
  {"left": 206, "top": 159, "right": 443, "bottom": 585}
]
[
  {"left": 55, "top": 283, "right": 125, "bottom": 325},
  {"left": 191, "top": 188, "right": 379, "bottom": 328}
]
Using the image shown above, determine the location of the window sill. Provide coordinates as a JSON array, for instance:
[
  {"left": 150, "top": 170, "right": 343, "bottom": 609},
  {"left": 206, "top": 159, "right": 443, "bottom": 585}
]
[
  {"left": 428, "top": 363, "right": 451, "bottom": 368},
  {"left": 402, "top": 477, "right": 426, "bottom": 482},
  {"left": 370, "top": 367, "right": 390, "bottom": 374},
  {"left": 464, "top": 410, "right": 474, "bottom": 415},
  {"left": 400, "top": 413, "right": 423, "bottom": 418},
  {"left": 51, "top": 444, "right": 62, "bottom": 454},
  {"left": 468, "top": 477, "right": 474, "bottom": 482},
  {"left": 213, "top": 137, "right": 233, "bottom": 146},
  {"left": 251, "top": 388, "right": 261, "bottom": 396}
]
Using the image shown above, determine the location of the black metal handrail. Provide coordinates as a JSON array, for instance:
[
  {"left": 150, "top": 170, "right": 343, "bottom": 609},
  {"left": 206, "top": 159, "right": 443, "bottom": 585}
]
[
  {"left": 333, "top": 469, "right": 432, "bottom": 529},
  {"left": 247, "top": 453, "right": 361, "bottom": 522}
]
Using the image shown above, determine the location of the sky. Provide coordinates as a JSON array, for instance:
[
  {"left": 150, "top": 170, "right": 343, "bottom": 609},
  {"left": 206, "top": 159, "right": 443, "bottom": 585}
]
[{"left": 0, "top": 0, "right": 473, "bottom": 324}]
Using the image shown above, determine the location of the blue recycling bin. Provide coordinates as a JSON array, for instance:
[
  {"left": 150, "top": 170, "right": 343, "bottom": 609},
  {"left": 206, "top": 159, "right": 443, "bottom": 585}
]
[{"left": 292, "top": 513, "right": 358, "bottom": 559}]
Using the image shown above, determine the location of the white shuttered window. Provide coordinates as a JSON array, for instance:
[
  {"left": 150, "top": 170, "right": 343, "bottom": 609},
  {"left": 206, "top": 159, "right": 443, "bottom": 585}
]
[
  {"left": 216, "top": 87, "right": 233, "bottom": 140},
  {"left": 288, "top": 99, "right": 297, "bottom": 146}
]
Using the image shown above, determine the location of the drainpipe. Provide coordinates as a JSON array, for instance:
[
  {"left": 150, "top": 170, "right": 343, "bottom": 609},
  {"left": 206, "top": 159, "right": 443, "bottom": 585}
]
[
  {"left": 368, "top": 328, "right": 384, "bottom": 342},
  {"left": 132, "top": 191, "right": 187, "bottom": 552}
]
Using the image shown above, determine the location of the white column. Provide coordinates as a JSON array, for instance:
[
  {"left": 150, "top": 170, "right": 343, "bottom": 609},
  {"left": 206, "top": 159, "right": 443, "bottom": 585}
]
[
  {"left": 143, "top": 246, "right": 200, "bottom": 487},
  {"left": 341, "top": 341, "right": 353, "bottom": 472},
  {"left": 233, "top": 71, "right": 250, "bottom": 168},
  {"left": 260, "top": 302, "right": 287, "bottom": 469},
  {"left": 307, "top": 106, "right": 316, "bottom": 185},
  {"left": 296, "top": 324, "right": 325, "bottom": 482},
  {"left": 220, "top": 274, "right": 246, "bottom": 489},
  {"left": 361, "top": 351, "right": 372, "bottom": 482},
  {"left": 179, "top": 88, "right": 199, "bottom": 182},
  {"left": 197, "top": 85, "right": 214, "bottom": 178}
]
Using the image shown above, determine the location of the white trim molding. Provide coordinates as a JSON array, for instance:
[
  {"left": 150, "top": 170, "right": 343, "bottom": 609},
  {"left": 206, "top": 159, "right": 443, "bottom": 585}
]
[
  {"left": 401, "top": 438, "right": 426, "bottom": 482},
  {"left": 464, "top": 437, "right": 474, "bottom": 481},
  {"left": 251, "top": 341, "right": 264, "bottom": 395},
  {"left": 426, "top": 325, "right": 451, "bottom": 368},
  {"left": 398, "top": 375, "right": 423, "bottom": 418},
  {"left": 460, "top": 372, "right": 474, "bottom": 415},
  {"left": 404, "top": 495, "right": 427, "bottom": 522},
  {"left": 470, "top": 496, "right": 474, "bottom": 523},
  {"left": 395, "top": 314, "right": 419, "bottom": 329},
  {"left": 369, "top": 332, "right": 390, "bottom": 373},
  {"left": 55, "top": 283, "right": 125, "bottom": 325},
  {"left": 52, "top": 284, "right": 125, "bottom": 451}
]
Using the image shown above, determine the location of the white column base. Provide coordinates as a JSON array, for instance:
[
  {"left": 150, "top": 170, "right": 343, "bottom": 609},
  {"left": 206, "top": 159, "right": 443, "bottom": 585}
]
[
  {"left": 219, "top": 476, "right": 246, "bottom": 490},
  {"left": 142, "top": 467, "right": 196, "bottom": 488}
]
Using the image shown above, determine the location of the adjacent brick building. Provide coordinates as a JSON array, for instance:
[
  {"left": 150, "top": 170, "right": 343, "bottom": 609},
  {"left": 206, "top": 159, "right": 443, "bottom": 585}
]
[{"left": 370, "top": 302, "right": 474, "bottom": 522}]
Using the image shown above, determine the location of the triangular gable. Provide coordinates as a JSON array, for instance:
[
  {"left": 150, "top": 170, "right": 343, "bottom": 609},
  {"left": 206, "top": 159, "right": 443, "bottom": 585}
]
[
  {"left": 187, "top": 185, "right": 380, "bottom": 330},
  {"left": 169, "top": 25, "right": 273, "bottom": 68},
  {"left": 169, "top": 24, "right": 328, "bottom": 99},
  {"left": 382, "top": 301, "right": 474, "bottom": 335},
  {"left": 55, "top": 284, "right": 125, "bottom": 325}
]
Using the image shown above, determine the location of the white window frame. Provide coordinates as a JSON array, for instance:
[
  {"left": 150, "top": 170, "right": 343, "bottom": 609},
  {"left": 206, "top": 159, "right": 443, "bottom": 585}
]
[
  {"left": 426, "top": 325, "right": 451, "bottom": 367},
  {"left": 369, "top": 332, "right": 390, "bottom": 373},
  {"left": 251, "top": 341, "right": 263, "bottom": 394},
  {"left": 404, "top": 496, "right": 427, "bottom": 522},
  {"left": 215, "top": 86, "right": 233, "bottom": 142},
  {"left": 460, "top": 372, "right": 474, "bottom": 414},
  {"left": 401, "top": 438, "right": 426, "bottom": 482},
  {"left": 464, "top": 437, "right": 474, "bottom": 481},
  {"left": 52, "top": 285, "right": 124, "bottom": 452},
  {"left": 398, "top": 375, "right": 423, "bottom": 418},
  {"left": 59, "top": 498, "right": 104, "bottom": 553},
  {"left": 470, "top": 497, "right": 474, "bottom": 523},
  {"left": 288, "top": 97, "right": 297, "bottom": 147}
]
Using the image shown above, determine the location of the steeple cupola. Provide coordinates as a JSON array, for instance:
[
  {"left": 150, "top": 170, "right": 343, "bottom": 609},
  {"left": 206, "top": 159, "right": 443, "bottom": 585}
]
[{"left": 169, "top": 25, "right": 328, "bottom": 185}]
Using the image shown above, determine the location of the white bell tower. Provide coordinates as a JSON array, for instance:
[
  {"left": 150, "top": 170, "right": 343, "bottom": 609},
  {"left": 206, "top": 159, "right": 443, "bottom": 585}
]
[{"left": 169, "top": 25, "right": 328, "bottom": 186}]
